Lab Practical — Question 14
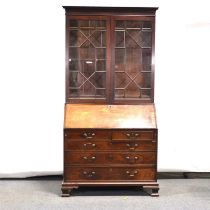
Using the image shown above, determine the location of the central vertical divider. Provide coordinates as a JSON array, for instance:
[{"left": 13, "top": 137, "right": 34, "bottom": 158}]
[
  {"left": 110, "top": 17, "right": 115, "bottom": 104},
  {"left": 105, "top": 16, "right": 112, "bottom": 104}
]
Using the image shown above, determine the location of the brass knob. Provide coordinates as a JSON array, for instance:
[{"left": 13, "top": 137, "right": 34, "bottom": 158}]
[
  {"left": 92, "top": 143, "right": 96, "bottom": 147},
  {"left": 126, "top": 133, "right": 131, "bottom": 137}
]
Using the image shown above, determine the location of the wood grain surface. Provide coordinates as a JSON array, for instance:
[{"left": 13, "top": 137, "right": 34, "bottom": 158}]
[{"left": 64, "top": 104, "right": 157, "bottom": 129}]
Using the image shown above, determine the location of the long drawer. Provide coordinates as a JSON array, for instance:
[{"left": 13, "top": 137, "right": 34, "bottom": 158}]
[
  {"left": 64, "top": 151, "right": 156, "bottom": 165},
  {"left": 64, "top": 140, "right": 156, "bottom": 151},
  {"left": 64, "top": 166, "right": 156, "bottom": 181}
]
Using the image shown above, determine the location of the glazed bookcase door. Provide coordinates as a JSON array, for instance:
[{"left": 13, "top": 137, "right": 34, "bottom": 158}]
[
  {"left": 111, "top": 16, "right": 155, "bottom": 104},
  {"left": 66, "top": 16, "right": 110, "bottom": 103}
]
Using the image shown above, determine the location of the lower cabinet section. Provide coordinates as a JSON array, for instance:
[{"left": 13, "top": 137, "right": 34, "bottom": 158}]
[
  {"left": 62, "top": 128, "right": 159, "bottom": 197},
  {"left": 64, "top": 165, "right": 156, "bottom": 181}
]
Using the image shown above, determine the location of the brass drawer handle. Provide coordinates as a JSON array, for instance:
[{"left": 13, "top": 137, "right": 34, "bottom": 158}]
[
  {"left": 83, "top": 171, "right": 96, "bottom": 177},
  {"left": 126, "top": 143, "right": 138, "bottom": 150},
  {"left": 83, "top": 143, "right": 96, "bottom": 148},
  {"left": 126, "top": 170, "right": 138, "bottom": 177},
  {"left": 83, "top": 132, "right": 95, "bottom": 139},
  {"left": 126, "top": 133, "right": 139, "bottom": 139},
  {"left": 83, "top": 156, "right": 96, "bottom": 161},
  {"left": 125, "top": 156, "right": 139, "bottom": 160}
]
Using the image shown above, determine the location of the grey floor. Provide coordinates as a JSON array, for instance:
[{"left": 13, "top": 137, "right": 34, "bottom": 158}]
[{"left": 0, "top": 179, "right": 210, "bottom": 210}]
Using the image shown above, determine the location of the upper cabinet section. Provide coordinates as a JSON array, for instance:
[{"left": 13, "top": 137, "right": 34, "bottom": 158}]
[
  {"left": 112, "top": 17, "right": 154, "bottom": 103},
  {"left": 67, "top": 16, "right": 109, "bottom": 103},
  {"left": 64, "top": 7, "right": 158, "bottom": 104}
]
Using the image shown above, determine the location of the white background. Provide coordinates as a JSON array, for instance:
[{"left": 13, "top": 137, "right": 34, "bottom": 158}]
[{"left": 0, "top": 0, "right": 210, "bottom": 177}]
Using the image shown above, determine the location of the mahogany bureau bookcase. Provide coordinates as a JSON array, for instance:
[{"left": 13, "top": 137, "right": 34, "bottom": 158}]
[{"left": 62, "top": 6, "right": 159, "bottom": 197}]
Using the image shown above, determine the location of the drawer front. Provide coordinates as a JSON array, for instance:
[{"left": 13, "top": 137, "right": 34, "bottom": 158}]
[
  {"left": 64, "top": 166, "right": 156, "bottom": 181},
  {"left": 112, "top": 130, "right": 155, "bottom": 140},
  {"left": 64, "top": 129, "right": 110, "bottom": 140},
  {"left": 64, "top": 140, "right": 156, "bottom": 151},
  {"left": 64, "top": 151, "right": 156, "bottom": 165}
]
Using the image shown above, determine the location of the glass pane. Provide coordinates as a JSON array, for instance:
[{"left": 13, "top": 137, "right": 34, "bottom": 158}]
[
  {"left": 141, "top": 31, "right": 152, "bottom": 47},
  {"left": 126, "top": 49, "right": 141, "bottom": 63},
  {"left": 89, "top": 72, "right": 106, "bottom": 88},
  {"left": 69, "top": 20, "right": 78, "bottom": 28},
  {"left": 141, "top": 89, "right": 151, "bottom": 98},
  {"left": 116, "top": 21, "right": 125, "bottom": 29},
  {"left": 115, "top": 89, "right": 125, "bottom": 98},
  {"left": 79, "top": 20, "right": 106, "bottom": 28},
  {"left": 115, "top": 72, "right": 131, "bottom": 88},
  {"left": 125, "top": 32, "right": 139, "bottom": 48},
  {"left": 81, "top": 60, "right": 95, "bottom": 78},
  {"left": 126, "top": 30, "right": 141, "bottom": 46},
  {"left": 80, "top": 43, "right": 95, "bottom": 60},
  {"left": 79, "top": 81, "right": 95, "bottom": 97},
  {"left": 69, "top": 88, "right": 79, "bottom": 97},
  {"left": 69, "top": 30, "right": 86, "bottom": 47},
  {"left": 96, "top": 48, "right": 106, "bottom": 59},
  {"left": 68, "top": 20, "right": 106, "bottom": 99},
  {"left": 95, "top": 20, "right": 106, "bottom": 28},
  {"left": 134, "top": 72, "right": 151, "bottom": 88},
  {"left": 96, "top": 89, "right": 106, "bottom": 97},
  {"left": 69, "top": 60, "right": 79, "bottom": 71},
  {"left": 125, "top": 82, "right": 140, "bottom": 98},
  {"left": 80, "top": 20, "right": 91, "bottom": 28},
  {"left": 116, "top": 31, "right": 125, "bottom": 47},
  {"left": 115, "top": 45, "right": 126, "bottom": 72},
  {"left": 115, "top": 49, "right": 125, "bottom": 65},
  {"left": 96, "top": 60, "right": 106, "bottom": 71},
  {"left": 126, "top": 21, "right": 142, "bottom": 28},
  {"left": 143, "top": 21, "right": 152, "bottom": 29},
  {"left": 114, "top": 20, "right": 152, "bottom": 100},
  {"left": 69, "top": 47, "right": 78, "bottom": 59},
  {"left": 142, "top": 49, "right": 152, "bottom": 72},
  {"left": 69, "top": 72, "right": 85, "bottom": 88},
  {"left": 90, "top": 31, "right": 106, "bottom": 47}
]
